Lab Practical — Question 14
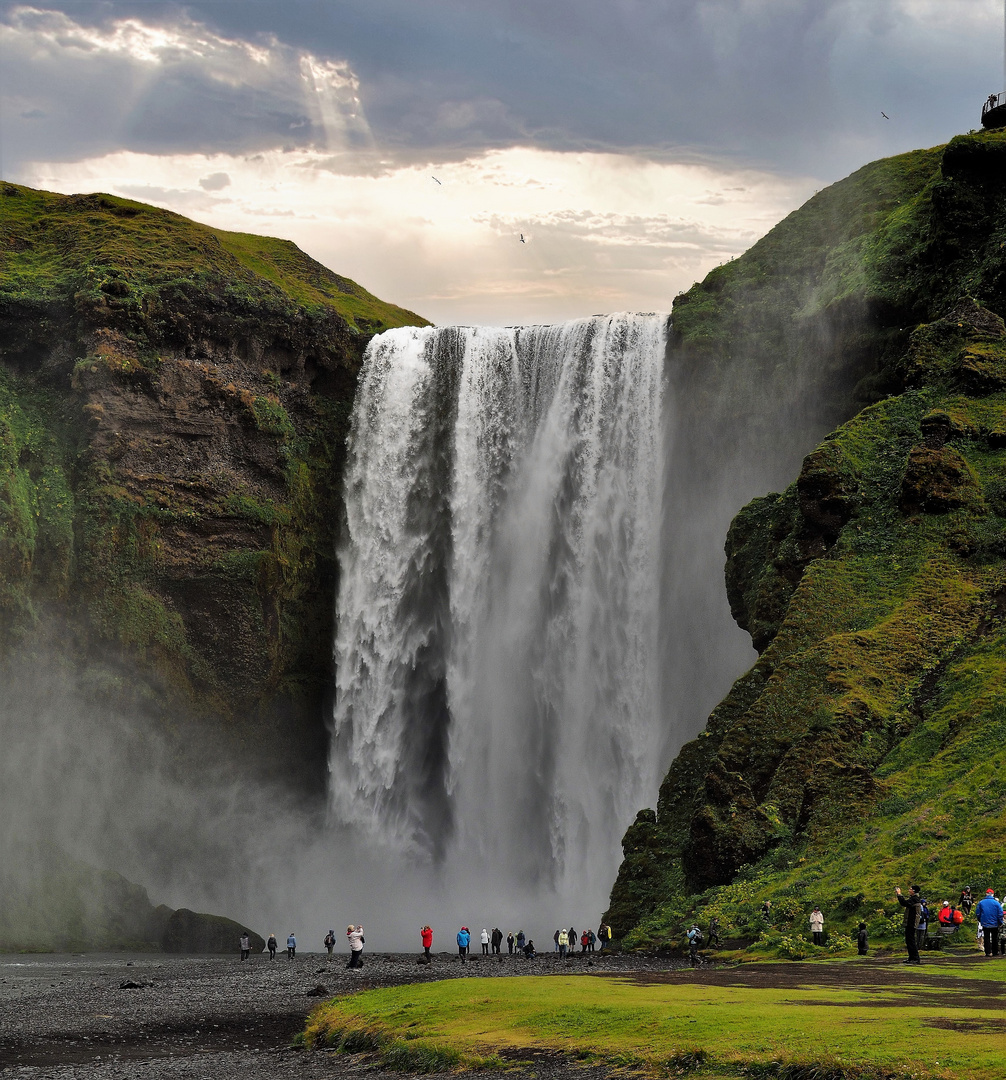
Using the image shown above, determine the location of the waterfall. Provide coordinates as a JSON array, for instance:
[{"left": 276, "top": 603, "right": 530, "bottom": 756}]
[{"left": 331, "top": 313, "right": 667, "bottom": 903}]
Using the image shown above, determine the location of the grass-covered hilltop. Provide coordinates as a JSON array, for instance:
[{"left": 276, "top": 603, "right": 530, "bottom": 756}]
[{"left": 607, "top": 128, "right": 1006, "bottom": 956}]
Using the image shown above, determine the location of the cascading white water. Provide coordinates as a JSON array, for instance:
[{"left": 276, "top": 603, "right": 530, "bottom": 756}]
[{"left": 331, "top": 313, "right": 666, "bottom": 907}]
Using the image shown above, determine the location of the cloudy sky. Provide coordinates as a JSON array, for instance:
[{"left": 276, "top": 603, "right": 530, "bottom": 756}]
[{"left": 1, "top": 1, "right": 1001, "bottom": 324}]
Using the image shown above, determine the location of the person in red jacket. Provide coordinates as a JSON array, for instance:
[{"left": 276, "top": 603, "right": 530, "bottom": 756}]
[{"left": 420, "top": 925, "right": 433, "bottom": 961}]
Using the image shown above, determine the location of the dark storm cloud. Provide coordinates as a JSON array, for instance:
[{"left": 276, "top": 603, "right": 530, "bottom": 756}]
[{"left": 0, "top": 1, "right": 999, "bottom": 180}]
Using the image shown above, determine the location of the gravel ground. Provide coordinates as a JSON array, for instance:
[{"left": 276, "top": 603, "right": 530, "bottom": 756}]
[{"left": 0, "top": 950, "right": 687, "bottom": 1079}]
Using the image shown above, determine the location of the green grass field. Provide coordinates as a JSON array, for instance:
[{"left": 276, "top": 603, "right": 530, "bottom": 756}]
[{"left": 303, "top": 957, "right": 1006, "bottom": 1078}]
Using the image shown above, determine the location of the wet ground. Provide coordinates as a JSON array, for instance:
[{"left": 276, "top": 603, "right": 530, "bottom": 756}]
[{"left": 0, "top": 950, "right": 681, "bottom": 1079}]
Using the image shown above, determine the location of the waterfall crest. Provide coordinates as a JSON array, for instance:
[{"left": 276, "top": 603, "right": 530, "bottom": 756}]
[{"left": 332, "top": 313, "right": 667, "bottom": 899}]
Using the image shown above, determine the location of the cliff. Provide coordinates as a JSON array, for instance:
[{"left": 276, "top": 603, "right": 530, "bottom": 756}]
[
  {"left": 607, "top": 130, "right": 1006, "bottom": 953},
  {"left": 0, "top": 183, "right": 425, "bottom": 793}
]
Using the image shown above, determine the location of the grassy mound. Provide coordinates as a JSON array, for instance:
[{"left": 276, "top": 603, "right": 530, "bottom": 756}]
[{"left": 302, "top": 962, "right": 1006, "bottom": 1078}]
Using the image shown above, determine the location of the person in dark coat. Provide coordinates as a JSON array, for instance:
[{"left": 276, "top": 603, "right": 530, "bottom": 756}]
[
  {"left": 267, "top": 933, "right": 277, "bottom": 960},
  {"left": 491, "top": 927, "right": 503, "bottom": 954},
  {"left": 856, "top": 922, "right": 868, "bottom": 956},
  {"left": 506, "top": 932, "right": 515, "bottom": 954},
  {"left": 895, "top": 885, "right": 922, "bottom": 964}
]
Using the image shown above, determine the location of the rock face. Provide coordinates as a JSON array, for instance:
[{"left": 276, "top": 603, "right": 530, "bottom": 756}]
[
  {"left": 607, "top": 130, "right": 1006, "bottom": 948},
  {"left": 0, "top": 185, "right": 425, "bottom": 790},
  {"left": 162, "top": 909, "right": 265, "bottom": 954}
]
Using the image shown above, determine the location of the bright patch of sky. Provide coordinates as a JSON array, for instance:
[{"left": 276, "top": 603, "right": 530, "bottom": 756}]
[
  {"left": 2, "top": 0, "right": 1004, "bottom": 323},
  {"left": 23, "top": 147, "right": 812, "bottom": 324}
]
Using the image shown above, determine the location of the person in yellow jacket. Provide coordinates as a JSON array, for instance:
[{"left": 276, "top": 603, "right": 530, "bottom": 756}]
[{"left": 558, "top": 928, "right": 569, "bottom": 958}]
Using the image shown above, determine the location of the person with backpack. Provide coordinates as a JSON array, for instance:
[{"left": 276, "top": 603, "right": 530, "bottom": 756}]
[
  {"left": 686, "top": 924, "right": 703, "bottom": 967},
  {"left": 916, "top": 899, "right": 930, "bottom": 950},
  {"left": 516, "top": 930, "right": 526, "bottom": 954},
  {"left": 895, "top": 885, "right": 923, "bottom": 964},
  {"left": 324, "top": 929, "right": 336, "bottom": 959}
]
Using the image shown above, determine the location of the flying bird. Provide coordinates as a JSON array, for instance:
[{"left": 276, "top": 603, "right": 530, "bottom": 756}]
[
  {"left": 431, "top": 176, "right": 442, "bottom": 185},
  {"left": 881, "top": 112, "right": 890, "bottom": 120},
  {"left": 520, "top": 233, "right": 525, "bottom": 243}
]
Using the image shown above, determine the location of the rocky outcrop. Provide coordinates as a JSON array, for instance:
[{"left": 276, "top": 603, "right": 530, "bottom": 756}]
[
  {"left": 162, "top": 910, "right": 265, "bottom": 954},
  {"left": 607, "top": 130, "right": 1006, "bottom": 947}
]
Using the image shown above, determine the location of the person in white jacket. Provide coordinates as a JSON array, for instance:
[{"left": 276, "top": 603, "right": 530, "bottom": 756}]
[
  {"left": 346, "top": 924, "right": 365, "bottom": 969},
  {"left": 480, "top": 928, "right": 490, "bottom": 955},
  {"left": 809, "top": 907, "right": 825, "bottom": 946}
]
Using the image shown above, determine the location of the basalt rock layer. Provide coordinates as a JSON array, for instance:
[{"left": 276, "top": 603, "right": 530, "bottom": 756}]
[{"left": 608, "top": 130, "right": 1006, "bottom": 951}]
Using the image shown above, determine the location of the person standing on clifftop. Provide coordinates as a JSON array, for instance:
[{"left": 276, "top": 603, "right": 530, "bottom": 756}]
[{"left": 895, "top": 885, "right": 922, "bottom": 964}]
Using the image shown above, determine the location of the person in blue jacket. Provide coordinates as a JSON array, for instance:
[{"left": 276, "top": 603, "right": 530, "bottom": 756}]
[
  {"left": 286, "top": 932, "right": 297, "bottom": 959},
  {"left": 975, "top": 889, "right": 1004, "bottom": 956},
  {"left": 457, "top": 925, "right": 470, "bottom": 961}
]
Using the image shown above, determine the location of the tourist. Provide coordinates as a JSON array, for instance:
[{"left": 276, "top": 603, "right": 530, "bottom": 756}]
[
  {"left": 506, "top": 931, "right": 515, "bottom": 955},
  {"left": 558, "top": 927, "right": 568, "bottom": 957},
  {"left": 480, "top": 928, "right": 489, "bottom": 955},
  {"left": 347, "top": 924, "right": 365, "bottom": 968},
  {"left": 581, "top": 930, "right": 589, "bottom": 952},
  {"left": 707, "top": 917, "right": 721, "bottom": 948},
  {"left": 761, "top": 900, "right": 772, "bottom": 922},
  {"left": 523, "top": 938, "right": 535, "bottom": 958},
  {"left": 975, "top": 889, "right": 1004, "bottom": 957},
  {"left": 894, "top": 885, "right": 922, "bottom": 964},
  {"left": 916, "top": 898, "right": 930, "bottom": 950},
  {"left": 553, "top": 929, "right": 560, "bottom": 952},
  {"left": 587, "top": 928, "right": 596, "bottom": 952},
  {"left": 457, "top": 925, "right": 470, "bottom": 960},
  {"left": 568, "top": 925, "right": 576, "bottom": 955},
  {"left": 686, "top": 924, "right": 703, "bottom": 967},
  {"left": 809, "top": 906, "right": 824, "bottom": 946},
  {"left": 267, "top": 933, "right": 277, "bottom": 960},
  {"left": 960, "top": 887, "right": 973, "bottom": 916},
  {"left": 857, "top": 922, "right": 868, "bottom": 956},
  {"left": 491, "top": 927, "right": 503, "bottom": 954},
  {"left": 324, "top": 929, "right": 335, "bottom": 959},
  {"left": 239, "top": 932, "right": 250, "bottom": 962},
  {"left": 287, "top": 932, "right": 296, "bottom": 959},
  {"left": 937, "top": 901, "right": 953, "bottom": 925},
  {"left": 516, "top": 930, "right": 526, "bottom": 954},
  {"left": 421, "top": 924, "right": 433, "bottom": 960},
  {"left": 597, "top": 922, "right": 611, "bottom": 951}
]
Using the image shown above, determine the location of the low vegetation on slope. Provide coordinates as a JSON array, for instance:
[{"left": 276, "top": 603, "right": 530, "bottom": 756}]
[{"left": 607, "top": 131, "right": 1006, "bottom": 953}]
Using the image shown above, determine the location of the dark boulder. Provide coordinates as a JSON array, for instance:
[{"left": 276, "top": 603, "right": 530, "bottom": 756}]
[{"left": 161, "top": 908, "right": 264, "bottom": 954}]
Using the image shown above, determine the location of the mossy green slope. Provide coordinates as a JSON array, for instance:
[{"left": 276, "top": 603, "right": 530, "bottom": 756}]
[{"left": 608, "top": 131, "right": 1006, "bottom": 954}]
